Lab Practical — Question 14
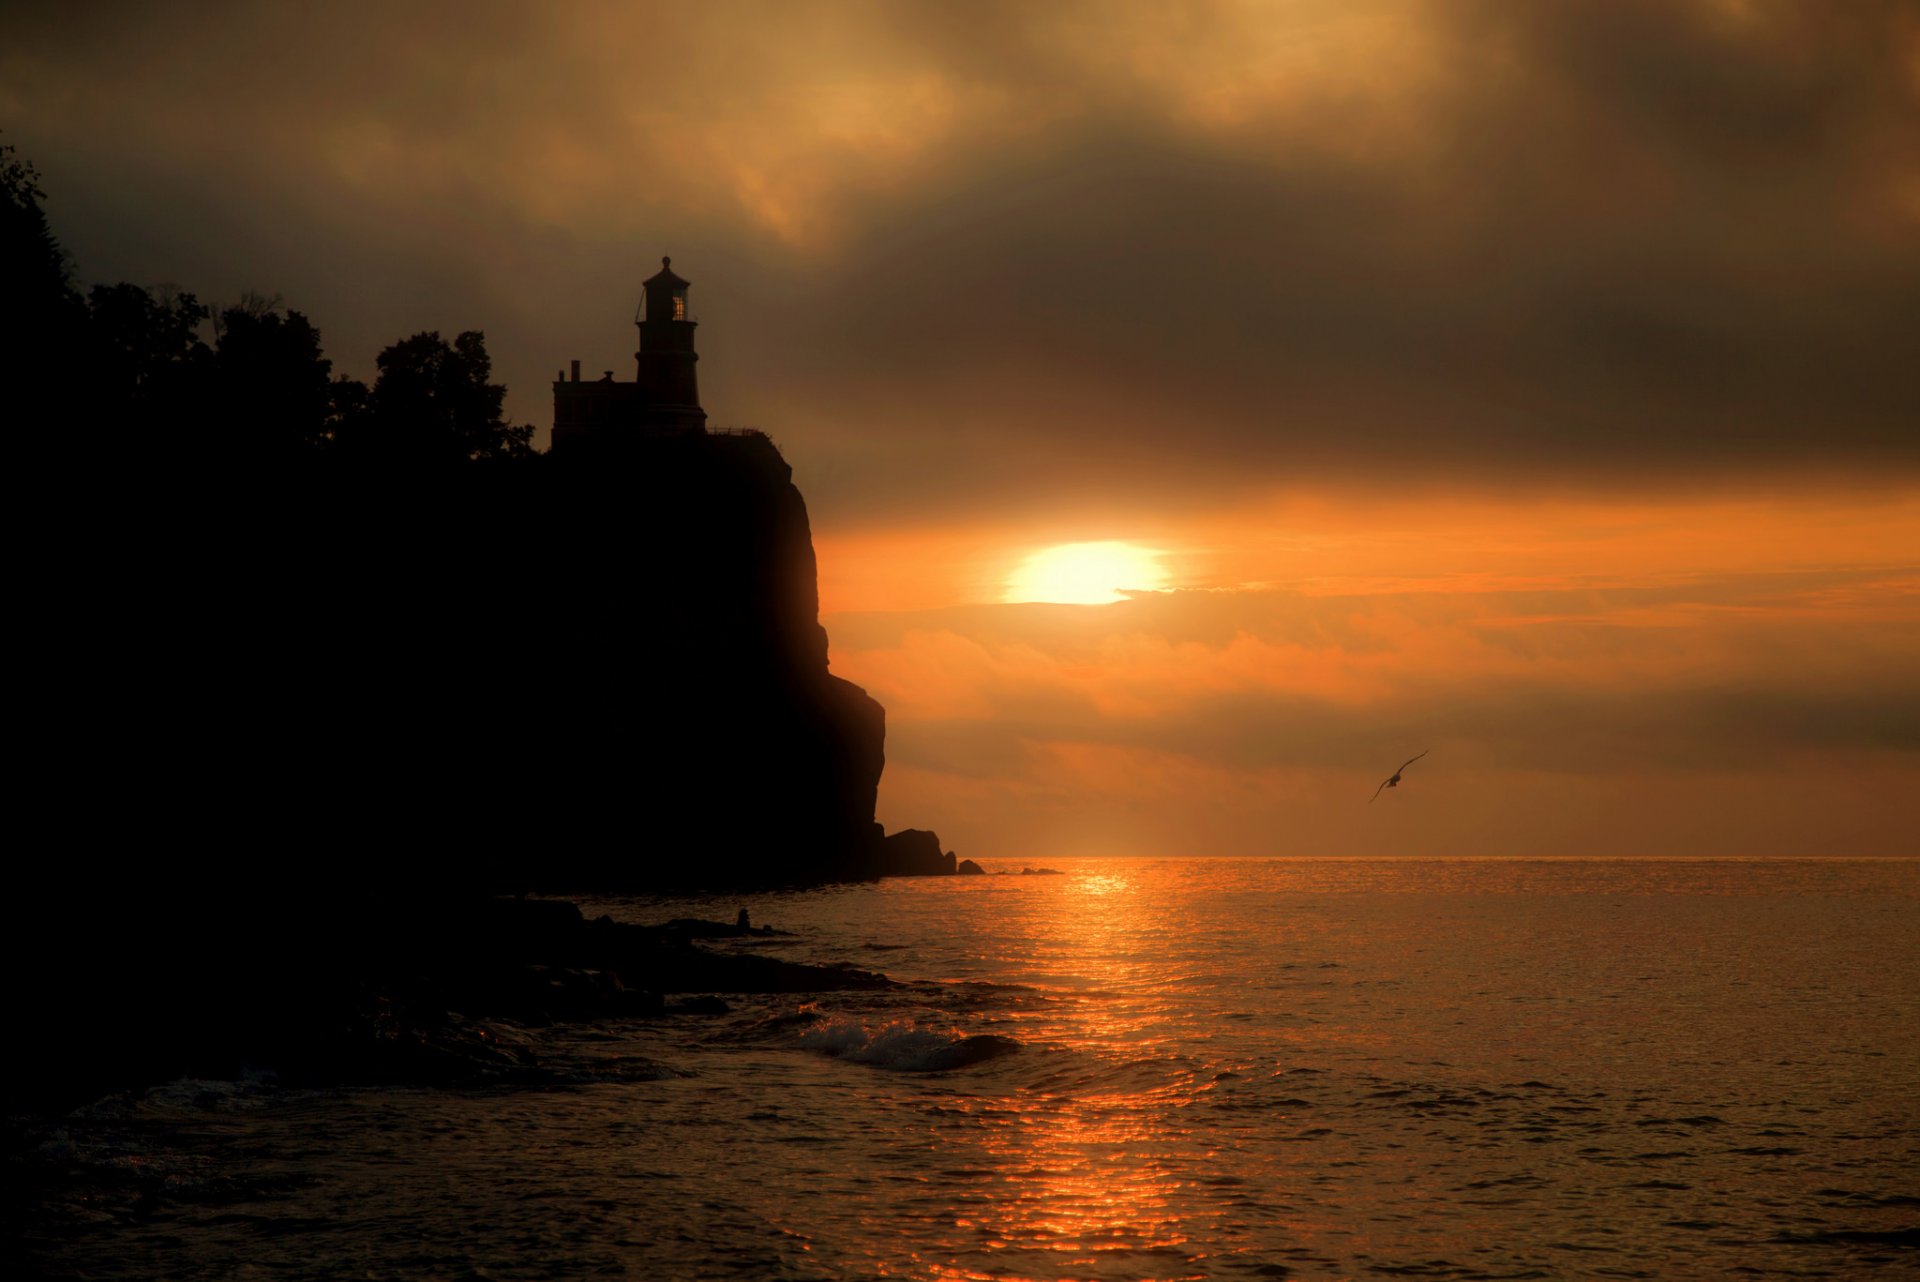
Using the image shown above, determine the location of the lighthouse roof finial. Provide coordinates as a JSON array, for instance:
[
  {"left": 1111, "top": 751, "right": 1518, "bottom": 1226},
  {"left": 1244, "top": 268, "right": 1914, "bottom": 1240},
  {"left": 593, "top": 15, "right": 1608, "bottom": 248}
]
[{"left": 644, "top": 255, "right": 690, "bottom": 290}]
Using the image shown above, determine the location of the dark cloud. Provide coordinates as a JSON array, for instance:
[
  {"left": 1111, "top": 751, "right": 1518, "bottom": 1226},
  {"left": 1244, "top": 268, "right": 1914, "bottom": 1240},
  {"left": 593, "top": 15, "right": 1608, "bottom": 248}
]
[
  {"left": 889, "top": 677, "right": 1920, "bottom": 782},
  {"left": 5, "top": 1, "right": 1916, "bottom": 522}
]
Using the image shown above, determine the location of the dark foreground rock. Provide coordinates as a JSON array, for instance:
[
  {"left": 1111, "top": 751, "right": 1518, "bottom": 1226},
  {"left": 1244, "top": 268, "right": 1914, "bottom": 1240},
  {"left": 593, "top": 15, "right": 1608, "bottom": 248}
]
[{"left": 13, "top": 896, "right": 890, "bottom": 1111}]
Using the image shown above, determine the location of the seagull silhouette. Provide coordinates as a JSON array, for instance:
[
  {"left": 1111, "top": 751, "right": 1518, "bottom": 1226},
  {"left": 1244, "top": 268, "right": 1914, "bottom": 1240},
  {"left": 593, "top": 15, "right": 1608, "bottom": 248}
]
[{"left": 1370, "top": 750, "right": 1429, "bottom": 803}]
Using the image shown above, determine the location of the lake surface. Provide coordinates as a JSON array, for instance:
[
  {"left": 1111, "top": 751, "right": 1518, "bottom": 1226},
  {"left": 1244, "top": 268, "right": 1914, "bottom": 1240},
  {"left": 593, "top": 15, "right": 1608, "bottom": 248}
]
[{"left": 15, "top": 858, "right": 1920, "bottom": 1279}]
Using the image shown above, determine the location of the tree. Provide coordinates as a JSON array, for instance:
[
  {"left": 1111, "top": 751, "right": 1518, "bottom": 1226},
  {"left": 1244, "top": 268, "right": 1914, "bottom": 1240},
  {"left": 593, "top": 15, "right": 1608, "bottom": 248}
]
[
  {"left": 209, "top": 298, "right": 335, "bottom": 456},
  {"left": 348, "top": 329, "right": 533, "bottom": 464},
  {"left": 9, "top": 139, "right": 532, "bottom": 471},
  {"left": 2, "top": 140, "right": 77, "bottom": 309},
  {"left": 327, "top": 374, "right": 372, "bottom": 447},
  {"left": 85, "top": 282, "right": 212, "bottom": 430},
  {"left": 2, "top": 138, "right": 88, "bottom": 416}
]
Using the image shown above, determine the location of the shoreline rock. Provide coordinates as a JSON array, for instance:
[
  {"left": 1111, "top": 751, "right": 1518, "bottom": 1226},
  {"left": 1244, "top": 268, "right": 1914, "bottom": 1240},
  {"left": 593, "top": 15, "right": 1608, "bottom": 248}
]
[
  {"left": 875, "top": 828, "right": 956, "bottom": 876},
  {"left": 12, "top": 897, "right": 893, "bottom": 1112}
]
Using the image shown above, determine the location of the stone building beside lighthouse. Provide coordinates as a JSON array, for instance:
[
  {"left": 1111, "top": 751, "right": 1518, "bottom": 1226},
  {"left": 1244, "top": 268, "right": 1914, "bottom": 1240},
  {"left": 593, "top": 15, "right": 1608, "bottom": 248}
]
[{"left": 552, "top": 256, "right": 707, "bottom": 450}]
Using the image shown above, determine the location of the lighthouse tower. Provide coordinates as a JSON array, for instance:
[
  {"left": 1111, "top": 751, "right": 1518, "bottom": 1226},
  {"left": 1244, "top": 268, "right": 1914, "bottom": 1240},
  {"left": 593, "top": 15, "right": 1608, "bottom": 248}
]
[
  {"left": 552, "top": 256, "right": 708, "bottom": 451},
  {"left": 632, "top": 256, "right": 705, "bottom": 434}
]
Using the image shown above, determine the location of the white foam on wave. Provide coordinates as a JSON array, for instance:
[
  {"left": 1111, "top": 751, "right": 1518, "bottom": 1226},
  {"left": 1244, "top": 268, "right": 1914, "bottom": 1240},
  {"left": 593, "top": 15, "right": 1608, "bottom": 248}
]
[{"left": 797, "top": 1016, "right": 1020, "bottom": 1073}]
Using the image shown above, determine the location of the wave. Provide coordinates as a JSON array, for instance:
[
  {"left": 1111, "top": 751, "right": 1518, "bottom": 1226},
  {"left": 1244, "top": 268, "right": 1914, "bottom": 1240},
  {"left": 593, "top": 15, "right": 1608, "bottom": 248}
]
[{"left": 797, "top": 1016, "right": 1021, "bottom": 1073}]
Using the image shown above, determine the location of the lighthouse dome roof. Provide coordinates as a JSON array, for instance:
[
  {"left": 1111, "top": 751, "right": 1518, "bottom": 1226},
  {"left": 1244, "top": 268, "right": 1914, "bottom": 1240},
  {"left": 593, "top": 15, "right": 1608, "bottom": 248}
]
[{"left": 644, "top": 256, "right": 690, "bottom": 290}]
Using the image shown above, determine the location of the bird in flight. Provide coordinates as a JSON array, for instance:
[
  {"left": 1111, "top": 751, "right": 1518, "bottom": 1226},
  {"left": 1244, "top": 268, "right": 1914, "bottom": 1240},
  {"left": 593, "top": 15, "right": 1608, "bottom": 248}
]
[{"left": 1370, "top": 750, "right": 1429, "bottom": 803}]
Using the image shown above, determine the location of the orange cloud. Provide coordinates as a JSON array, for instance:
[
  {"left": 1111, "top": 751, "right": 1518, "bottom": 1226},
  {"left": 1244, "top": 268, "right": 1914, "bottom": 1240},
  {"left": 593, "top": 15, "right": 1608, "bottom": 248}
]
[{"left": 827, "top": 487, "right": 1920, "bottom": 857}]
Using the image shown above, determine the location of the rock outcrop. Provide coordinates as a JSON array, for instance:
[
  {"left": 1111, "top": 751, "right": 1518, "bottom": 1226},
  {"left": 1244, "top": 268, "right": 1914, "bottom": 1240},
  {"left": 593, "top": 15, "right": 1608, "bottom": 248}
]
[
  {"left": 15, "top": 896, "right": 894, "bottom": 1109},
  {"left": 516, "top": 429, "right": 892, "bottom": 887},
  {"left": 874, "top": 828, "right": 957, "bottom": 876},
  {"left": 86, "top": 430, "right": 901, "bottom": 891},
  {"left": 12, "top": 427, "right": 955, "bottom": 1108}
]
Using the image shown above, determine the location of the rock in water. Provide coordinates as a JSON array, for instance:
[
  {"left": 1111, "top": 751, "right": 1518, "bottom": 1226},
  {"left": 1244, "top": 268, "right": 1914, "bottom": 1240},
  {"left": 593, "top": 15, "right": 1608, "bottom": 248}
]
[{"left": 876, "top": 829, "right": 956, "bottom": 876}]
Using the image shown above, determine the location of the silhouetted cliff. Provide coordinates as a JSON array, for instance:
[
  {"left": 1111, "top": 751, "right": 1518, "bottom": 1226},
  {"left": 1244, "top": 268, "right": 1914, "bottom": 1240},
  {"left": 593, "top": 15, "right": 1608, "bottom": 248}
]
[
  {"left": 46, "top": 430, "right": 889, "bottom": 894},
  {"left": 14, "top": 430, "right": 917, "bottom": 1101},
  {"left": 522, "top": 428, "right": 890, "bottom": 887},
  {"left": 7, "top": 150, "right": 943, "bottom": 1107}
]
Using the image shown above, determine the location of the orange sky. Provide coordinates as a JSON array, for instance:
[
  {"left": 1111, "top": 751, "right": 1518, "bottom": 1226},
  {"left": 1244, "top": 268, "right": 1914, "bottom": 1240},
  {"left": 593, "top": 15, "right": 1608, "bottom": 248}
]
[
  {"left": 7, "top": 1, "right": 1916, "bottom": 855},
  {"left": 818, "top": 488, "right": 1919, "bottom": 855}
]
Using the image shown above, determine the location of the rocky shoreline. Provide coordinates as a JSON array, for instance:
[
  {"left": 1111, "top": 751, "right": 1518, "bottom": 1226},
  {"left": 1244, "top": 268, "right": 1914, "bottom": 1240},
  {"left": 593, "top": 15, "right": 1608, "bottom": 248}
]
[{"left": 15, "top": 896, "right": 897, "bottom": 1114}]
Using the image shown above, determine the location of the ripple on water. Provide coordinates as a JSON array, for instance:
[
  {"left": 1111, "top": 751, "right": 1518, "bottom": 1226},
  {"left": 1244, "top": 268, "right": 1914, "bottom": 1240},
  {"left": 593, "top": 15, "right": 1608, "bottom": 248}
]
[{"left": 15, "top": 858, "right": 1920, "bottom": 1280}]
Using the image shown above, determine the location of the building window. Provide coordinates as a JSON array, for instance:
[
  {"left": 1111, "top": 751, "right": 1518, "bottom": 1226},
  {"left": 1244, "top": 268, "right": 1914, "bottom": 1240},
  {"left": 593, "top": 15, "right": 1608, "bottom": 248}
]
[{"left": 672, "top": 293, "right": 688, "bottom": 321}]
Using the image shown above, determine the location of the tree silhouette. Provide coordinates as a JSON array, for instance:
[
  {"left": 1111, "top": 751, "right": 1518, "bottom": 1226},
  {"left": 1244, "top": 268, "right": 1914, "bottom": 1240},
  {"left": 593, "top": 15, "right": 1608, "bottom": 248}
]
[
  {"left": 85, "top": 281, "right": 212, "bottom": 437},
  {"left": 3, "top": 137, "right": 89, "bottom": 434},
  {"left": 7, "top": 141, "right": 536, "bottom": 473},
  {"left": 209, "top": 299, "right": 336, "bottom": 457},
  {"left": 327, "top": 373, "right": 372, "bottom": 446},
  {"left": 343, "top": 329, "right": 533, "bottom": 464},
  {"left": 2, "top": 140, "right": 78, "bottom": 317}
]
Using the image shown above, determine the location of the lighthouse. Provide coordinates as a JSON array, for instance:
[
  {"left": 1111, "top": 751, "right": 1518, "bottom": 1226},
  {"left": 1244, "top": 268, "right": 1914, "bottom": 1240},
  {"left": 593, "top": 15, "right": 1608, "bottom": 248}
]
[{"left": 552, "top": 256, "right": 708, "bottom": 451}]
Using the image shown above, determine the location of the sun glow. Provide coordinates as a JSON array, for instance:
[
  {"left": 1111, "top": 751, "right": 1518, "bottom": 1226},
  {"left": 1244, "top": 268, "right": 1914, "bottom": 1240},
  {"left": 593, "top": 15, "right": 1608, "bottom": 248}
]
[{"left": 1003, "top": 541, "right": 1170, "bottom": 604}]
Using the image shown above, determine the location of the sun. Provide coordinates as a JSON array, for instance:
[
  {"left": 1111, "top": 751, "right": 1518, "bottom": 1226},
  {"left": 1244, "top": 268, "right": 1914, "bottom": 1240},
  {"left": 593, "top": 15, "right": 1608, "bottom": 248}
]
[{"left": 1003, "top": 541, "right": 1170, "bottom": 604}]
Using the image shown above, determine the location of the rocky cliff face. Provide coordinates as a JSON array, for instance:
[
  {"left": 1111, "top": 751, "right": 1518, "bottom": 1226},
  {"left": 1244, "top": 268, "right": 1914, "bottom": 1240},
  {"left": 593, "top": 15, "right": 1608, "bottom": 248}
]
[
  {"left": 9, "top": 432, "right": 917, "bottom": 1104},
  {"left": 48, "top": 430, "right": 895, "bottom": 895},
  {"left": 521, "top": 429, "right": 890, "bottom": 886}
]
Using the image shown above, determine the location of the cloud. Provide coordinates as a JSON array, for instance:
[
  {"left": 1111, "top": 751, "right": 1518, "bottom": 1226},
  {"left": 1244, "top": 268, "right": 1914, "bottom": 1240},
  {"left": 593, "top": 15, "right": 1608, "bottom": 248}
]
[
  {"left": 827, "top": 509, "right": 1920, "bottom": 855},
  {"left": 7, "top": 3, "right": 1915, "bottom": 855},
  {"left": 839, "top": 574, "right": 1920, "bottom": 772},
  {"left": 5, "top": 1, "right": 1917, "bottom": 522}
]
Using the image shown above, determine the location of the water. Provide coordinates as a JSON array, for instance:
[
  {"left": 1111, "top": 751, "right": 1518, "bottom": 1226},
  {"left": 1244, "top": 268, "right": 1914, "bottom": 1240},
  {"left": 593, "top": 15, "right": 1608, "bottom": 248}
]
[{"left": 14, "top": 859, "right": 1920, "bottom": 1279}]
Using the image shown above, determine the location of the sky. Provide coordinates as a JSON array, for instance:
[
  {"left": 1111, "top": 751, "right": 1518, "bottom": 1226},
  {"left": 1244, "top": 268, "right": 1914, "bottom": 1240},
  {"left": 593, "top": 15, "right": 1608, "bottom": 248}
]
[{"left": 7, "top": 0, "right": 1917, "bottom": 855}]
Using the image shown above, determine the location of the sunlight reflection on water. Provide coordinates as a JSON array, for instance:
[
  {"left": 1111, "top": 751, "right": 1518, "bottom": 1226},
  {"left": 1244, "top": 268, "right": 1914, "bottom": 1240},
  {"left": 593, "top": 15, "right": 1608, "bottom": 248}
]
[{"left": 20, "top": 858, "right": 1920, "bottom": 1281}]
